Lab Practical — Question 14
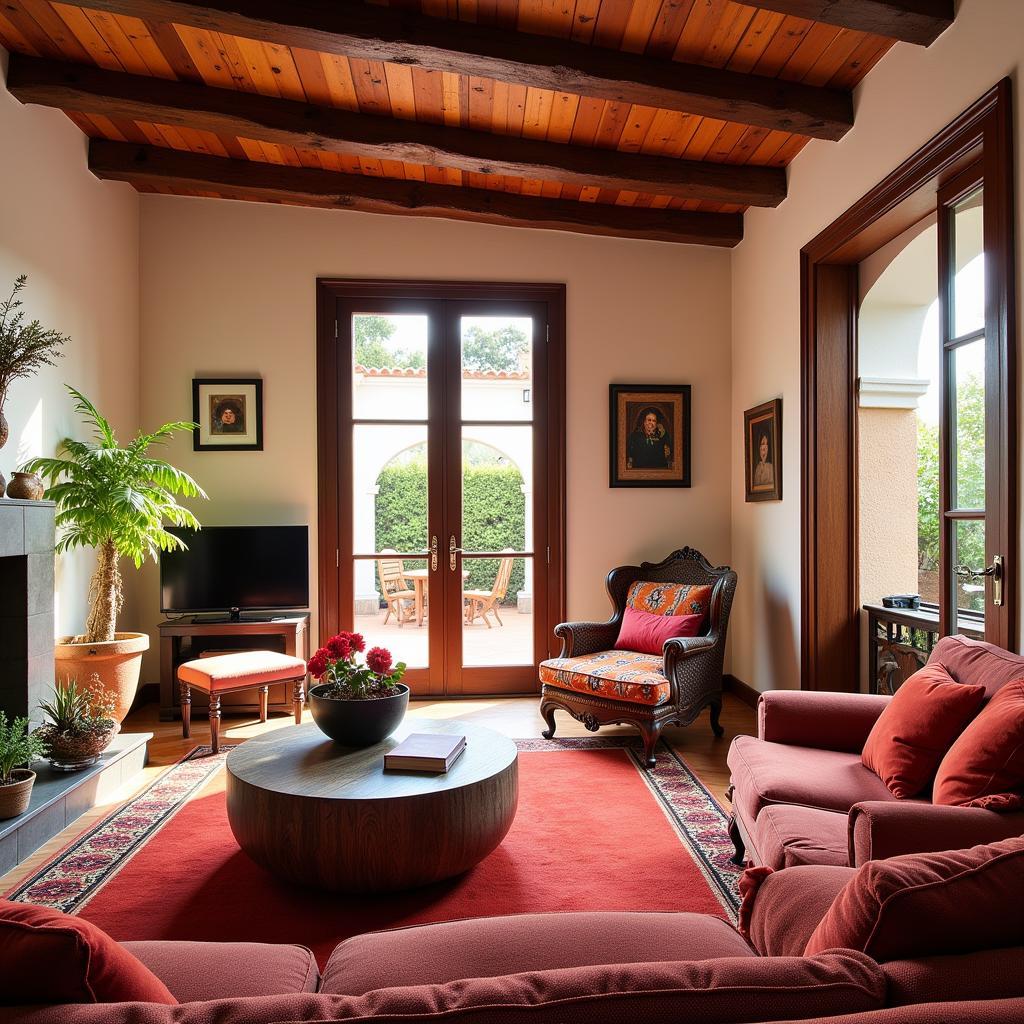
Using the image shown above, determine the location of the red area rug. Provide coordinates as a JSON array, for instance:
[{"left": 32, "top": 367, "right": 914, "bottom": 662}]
[{"left": 8, "top": 737, "right": 741, "bottom": 965}]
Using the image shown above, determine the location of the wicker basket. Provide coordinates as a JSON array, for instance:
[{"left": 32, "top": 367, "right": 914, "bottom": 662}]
[
  {"left": 0, "top": 769, "right": 36, "bottom": 820},
  {"left": 39, "top": 723, "right": 116, "bottom": 772}
]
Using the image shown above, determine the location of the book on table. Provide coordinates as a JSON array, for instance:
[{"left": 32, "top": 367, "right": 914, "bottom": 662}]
[{"left": 384, "top": 733, "right": 467, "bottom": 773}]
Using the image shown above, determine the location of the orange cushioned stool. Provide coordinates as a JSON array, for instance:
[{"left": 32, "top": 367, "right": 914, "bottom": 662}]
[{"left": 178, "top": 650, "right": 308, "bottom": 754}]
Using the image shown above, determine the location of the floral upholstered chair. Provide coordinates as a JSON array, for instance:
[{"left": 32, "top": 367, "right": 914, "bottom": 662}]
[{"left": 539, "top": 548, "right": 737, "bottom": 767}]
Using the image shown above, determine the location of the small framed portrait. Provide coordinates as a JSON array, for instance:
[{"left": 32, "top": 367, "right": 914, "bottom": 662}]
[
  {"left": 744, "top": 398, "right": 782, "bottom": 502},
  {"left": 609, "top": 384, "right": 691, "bottom": 488},
  {"left": 192, "top": 378, "right": 263, "bottom": 451}
]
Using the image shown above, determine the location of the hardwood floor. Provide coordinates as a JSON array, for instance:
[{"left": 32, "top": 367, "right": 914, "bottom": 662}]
[{"left": 1, "top": 693, "right": 753, "bottom": 893}]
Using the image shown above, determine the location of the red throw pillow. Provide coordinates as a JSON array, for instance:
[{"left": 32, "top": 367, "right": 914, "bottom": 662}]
[
  {"left": 860, "top": 663, "right": 985, "bottom": 798},
  {"left": 804, "top": 836, "right": 1024, "bottom": 961},
  {"left": 614, "top": 606, "right": 703, "bottom": 656},
  {"left": 0, "top": 901, "right": 177, "bottom": 1005},
  {"left": 933, "top": 679, "right": 1024, "bottom": 811}
]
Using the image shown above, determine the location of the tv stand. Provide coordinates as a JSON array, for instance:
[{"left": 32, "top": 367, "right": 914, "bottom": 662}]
[
  {"left": 190, "top": 613, "right": 277, "bottom": 624},
  {"left": 158, "top": 614, "right": 309, "bottom": 721}
]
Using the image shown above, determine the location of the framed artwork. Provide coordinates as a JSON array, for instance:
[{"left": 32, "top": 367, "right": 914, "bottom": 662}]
[
  {"left": 192, "top": 378, "right": 263, "bottom": 451},
  {"left": 609, "top": 384, "right": 691, "bottom": 488},
  {"left": 744, "top": 398, "right": 782, "bottom": 502}
]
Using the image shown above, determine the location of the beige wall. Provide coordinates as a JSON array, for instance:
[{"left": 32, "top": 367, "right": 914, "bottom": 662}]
[
  {"left": 730, "top": 0, "right": 1024, "bottom": 692},
  {"left": 0, "top": 47, "right": 139, "bottom": 641},
  {"left": 136, "top": 197, "right": 732, "bottom": 681}
]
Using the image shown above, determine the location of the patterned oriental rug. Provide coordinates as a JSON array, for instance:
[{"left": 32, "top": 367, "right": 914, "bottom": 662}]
[{"left": 7, "top": 737, "right": 742, "bottom": 965}]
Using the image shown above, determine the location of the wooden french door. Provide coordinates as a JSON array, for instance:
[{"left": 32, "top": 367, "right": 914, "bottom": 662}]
[{"left": 316, "top": 281, "right": 565, "bottom": 697}]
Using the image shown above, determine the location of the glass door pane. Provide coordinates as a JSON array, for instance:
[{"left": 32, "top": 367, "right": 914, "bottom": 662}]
[
  {"left": 951, "top": 339, "right": 985, "bottom": 510},
  {"left": 952, "top": 190, "right": 984, "bottom": 339},
  {"left": 352, "top": 314, "right": 428, "bottom": 419}
]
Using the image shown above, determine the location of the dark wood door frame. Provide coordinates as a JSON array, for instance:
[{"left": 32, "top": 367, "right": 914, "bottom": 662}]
[
  {"left": 801, "top": 81, "right": 1016, "bottom": 691},
  {"left": 315, "top": 279, "right": 567, "bottom": 695}
]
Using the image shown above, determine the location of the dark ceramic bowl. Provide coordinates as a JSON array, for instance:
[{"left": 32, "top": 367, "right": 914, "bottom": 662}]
[{"left": 308, "top": 683, "right": 409, "bottom": 747}]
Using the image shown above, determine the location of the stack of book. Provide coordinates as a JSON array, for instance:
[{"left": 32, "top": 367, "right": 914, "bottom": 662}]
[{"left": 384, "top": 733, "right": 467, "bottom": 773}]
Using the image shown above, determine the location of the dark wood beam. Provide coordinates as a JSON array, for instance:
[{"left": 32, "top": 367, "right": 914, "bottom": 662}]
[
  {"left": 74, "top": 0, "right": 853, "bottom": 140},
  {"left": 738, "top": 0, "right": 954, "bottom": 45},
  {"left": 88, "top": 141, "right": 744, "bottom": 247},
  {"left": 7, "top": 55, "right": 787, "bottom": 208}
]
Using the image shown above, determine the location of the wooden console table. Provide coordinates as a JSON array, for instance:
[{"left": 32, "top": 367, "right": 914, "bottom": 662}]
[
  {"left": 158, "top": 615, "right": 309, "bottom": 721},
  {"left": 863, "top": 604, "right": 983, "bottom": 696}
]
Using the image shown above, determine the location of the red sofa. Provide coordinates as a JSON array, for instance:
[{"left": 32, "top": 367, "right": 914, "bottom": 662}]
[{"left": 726, "top": 635, "right": 1024, "bottom": 870}]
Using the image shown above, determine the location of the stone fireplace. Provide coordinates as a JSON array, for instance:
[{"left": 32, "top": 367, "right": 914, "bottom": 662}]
[{"left": 0, "top": 499, "right": 55, "bottom": 728}]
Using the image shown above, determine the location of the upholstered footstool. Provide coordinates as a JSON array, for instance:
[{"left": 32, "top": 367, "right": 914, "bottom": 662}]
[{"left": 178, "top": 650, "right": 308, "bottom": 754}]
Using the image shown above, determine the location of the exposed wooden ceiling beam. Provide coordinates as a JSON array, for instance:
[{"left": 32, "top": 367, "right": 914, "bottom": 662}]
[
  {"left": 88, "top": 141, "right": 745, "bottom": 247},
  {"left": 74, "top": 0, "right": 854, "bottom": 141},
  {"left": 737, "top": 0, "right": 954, "bottom": 45},
  {"left": 8, "top": 55, "right": 787, "bottom": 208}
]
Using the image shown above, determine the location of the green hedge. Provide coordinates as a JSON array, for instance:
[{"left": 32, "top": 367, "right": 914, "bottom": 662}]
[{"left": 376, "top": 461, "right": 525, "bottom": 604}]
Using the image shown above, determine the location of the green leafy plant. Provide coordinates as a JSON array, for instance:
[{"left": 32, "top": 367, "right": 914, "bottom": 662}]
[
  {"left": 21, "top": 386, "right": 207, "bottom": 644},
  {"left": 0, "top": 275, "right": 68, "bottom": 409},
  {"left": 308, "top": 632, "right": 406, "bottom": 700},
  {"left": 38, "top": 677, "right": 116, "bottom": 738},
  {"left": 0, "top": 713, "right": 44, "bottom": 786}
]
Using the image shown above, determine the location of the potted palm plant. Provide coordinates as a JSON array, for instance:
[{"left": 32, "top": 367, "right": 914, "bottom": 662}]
[
  {"left": 0, "top": 713, "right": 45, "bottom": 820},
  {"left": 307, "top": 632, "right": 408, "bottom": 746},
  {"left": 22, "top": 386, "right": 206, "bottom": 723},
  {"left": 37, "top": 678, "right": 118, "bottom": 771}
]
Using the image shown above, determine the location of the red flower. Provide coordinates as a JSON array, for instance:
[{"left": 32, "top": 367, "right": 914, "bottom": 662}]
[
  {"left": 347, "top": 631, "right": 366, "bottom": 653},
  {"left": 326, "top": 634, "right": 352, "bottom": 660},
  {"left": 366, "top": 647, "right": 393, "bottom": 676},
  {"left": 307, "top": 649, "right": 329, "bottom": 678}
]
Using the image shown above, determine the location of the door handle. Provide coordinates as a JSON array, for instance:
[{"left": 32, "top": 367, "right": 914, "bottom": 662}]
[
  {"left": 954, "top": 554, "right": 1003, "bottom": 606},
  {"left": 429, "top": 535, "right": 438, "bottom": 572},
  {"left": 449, "top": 535, "right": 463, "bottom": 572}
]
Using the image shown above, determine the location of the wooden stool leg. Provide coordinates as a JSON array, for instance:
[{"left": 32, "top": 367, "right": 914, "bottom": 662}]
[
  {"left": 209, "top": 693, "right": 221, "bottom": 755},
  {"left": 292, "top": 676, "right": 305, "bottom": 724},
  {"left": 259, "top": 686, "right": 269, "bottom": 723},
  {"left": 180, "top": 682, "right": 192, "bottom": 739}
]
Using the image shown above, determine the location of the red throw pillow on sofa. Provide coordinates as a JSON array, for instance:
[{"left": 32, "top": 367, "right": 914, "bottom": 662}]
[
  {"left": 0, "top": 900, "right": 177, "bottom": 1005},
  {"left": 804, "top": 835, "right": 1024, "bottom": 961},
  {"left": 614, "top": 607, "right": 703, "bottom": 656},
  {"left": 933, "top": 679, "right": 1024, "bottom": 811},
  {"left": 860, "top": 663, "right": 986, "bottom": 798}
]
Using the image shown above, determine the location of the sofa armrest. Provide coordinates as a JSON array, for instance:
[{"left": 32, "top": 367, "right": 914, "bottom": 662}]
[
  {"left": 552, "top": 619, "right": 620, "bottom": 658},
  {"left": 848, "top": 801, "right": 1024, "bottom": 865},
  {"left": 757, "top": 691, "right": 891, "bottom": 753}
]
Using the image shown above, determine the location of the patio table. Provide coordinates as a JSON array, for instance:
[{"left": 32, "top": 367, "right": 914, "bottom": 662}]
[{"left": 403, "top": 568, "right": 469, "bottom": 626}]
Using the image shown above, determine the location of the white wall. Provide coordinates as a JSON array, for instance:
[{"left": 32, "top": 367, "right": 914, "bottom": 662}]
[
  {"left": 0, "top": 48, "right": 139, "bottom": 641},
  {"left": 137, "top": 197, "right": 733, "bottom": 679},
  {"left": 730, "top": 0, "right": 1024, "bottom": 692}
]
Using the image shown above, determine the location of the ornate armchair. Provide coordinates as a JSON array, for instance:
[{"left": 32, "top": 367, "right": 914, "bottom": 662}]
[{"left": 539, "top": 548, "right": 737, "bottom": 767}]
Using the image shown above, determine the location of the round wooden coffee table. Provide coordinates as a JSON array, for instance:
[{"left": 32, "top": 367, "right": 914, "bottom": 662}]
[{"left": 225, "top": 720, "right": 518, "bottom": 893}]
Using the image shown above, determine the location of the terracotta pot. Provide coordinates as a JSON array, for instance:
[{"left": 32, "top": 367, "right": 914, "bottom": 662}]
[
  {"left": 0, "top": 769, "right": 35, "bottom": 820},
  {"left": 309, "top": 683, "right": 409, "bottom": 747},
  {"left": 38, "top": 722, "right": 117, "bottom": 772},
  {"left": 55, "top": 632, "right": 150, "bottom": 724},
  {"left": 6, "top": 471, "right": 44, "bottom": 500}
]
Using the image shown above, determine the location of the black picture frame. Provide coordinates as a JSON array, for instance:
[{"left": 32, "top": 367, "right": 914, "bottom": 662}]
[
  {"left": 609, "top": 383, "right": 691, "bottom": 488},
  {"left": 192, "top": 378, "right": 264, "bottom": 452},
  {"left": 744, "top": 398, "right": 782, "bottom": 502}
]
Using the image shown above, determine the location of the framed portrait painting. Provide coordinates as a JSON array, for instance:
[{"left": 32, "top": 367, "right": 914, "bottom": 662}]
[
  {"left": 192, "top": 378, "right": 263, "bottom": 451},
  {"left": 744, "top": 398, "right": 782, "bottom": 502},
  {"left": 609, "top": 384, "right": 691, "bottom": 487}
]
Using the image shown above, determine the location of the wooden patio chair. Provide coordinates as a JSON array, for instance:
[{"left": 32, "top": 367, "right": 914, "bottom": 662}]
[
  {"left": 464, "top": 550, "right": 515, "bottom": 628},
  {"left": 377, "top": 550, "right": 416, "bottom": 627}
]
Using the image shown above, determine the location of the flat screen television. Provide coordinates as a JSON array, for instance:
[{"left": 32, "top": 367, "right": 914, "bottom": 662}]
[{"left": 160, "top": 526, "right": 309, "bottom": 618}]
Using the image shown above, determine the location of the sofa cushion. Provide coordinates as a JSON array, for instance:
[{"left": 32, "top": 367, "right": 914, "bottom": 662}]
[
  {"left": 751, "top": 804, "right": 851, "bottom": 869},
  {"left": 539, "top": 650, "right": 670, "bottom": 705},
  {"left": 626, "top": 581, "right": 713, "bottom": 618},
  {"left": 728, "top": 735, "right": 896, "bottom": 825},
  {"left": 805, "top": 835, "right": 1024, "bottom": 960},
  {"left": 744, "top": 864, "right": 856, "bottom": 958},
  {"left": 929, "top": 634, "right": 1024, "bottom": 698},
  {"left": 123, "top": 940, "right": 319, "bottom": 1002},
  {"left": 934, "top": 678, "right": 1024, "bottom": 811},
  {"left": 882, "top": 947, "right": 1024, "bottom": 1006},
  {"left": 614, "top": 607, "right": 703, "bottom": 656},
  {"left": 322, "top": 911, "right": 753, "bottom": 995},
  {"left": 860, "top": 664, "right": 986, "bottom": 799},
  {"left": 0, "top": 900, "right": 176, "bottom": 1005}
]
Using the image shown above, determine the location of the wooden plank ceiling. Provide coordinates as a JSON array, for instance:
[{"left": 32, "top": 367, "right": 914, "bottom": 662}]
[{"left": 0, "top": 0, "right": 955, "bottom": 245}]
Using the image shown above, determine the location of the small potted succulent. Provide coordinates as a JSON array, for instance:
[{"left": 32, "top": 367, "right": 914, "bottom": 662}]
[
  {"left": 37, "top": 677, "right": 118, "bottom": 772},
  {"left": 0, "top": 713, "right": 45, "bottom": 820},
  {"left": 307, "top": 632, "right": 408, "bottom": 746}
]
